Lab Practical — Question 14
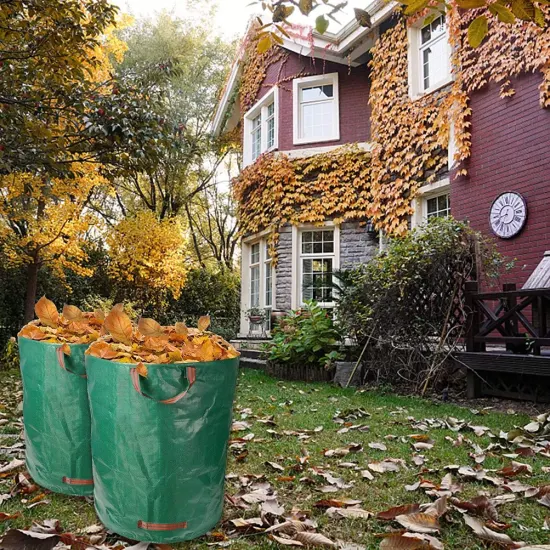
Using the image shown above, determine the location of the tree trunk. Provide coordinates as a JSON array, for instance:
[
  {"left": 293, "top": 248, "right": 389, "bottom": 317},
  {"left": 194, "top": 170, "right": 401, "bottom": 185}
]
[{"left": 24, "top": 260, "right": 39, "bottom": 323}]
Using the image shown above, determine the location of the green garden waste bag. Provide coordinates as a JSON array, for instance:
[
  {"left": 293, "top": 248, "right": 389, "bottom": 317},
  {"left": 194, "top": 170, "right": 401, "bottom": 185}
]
[
  {"left": 86, "top": 355, "right": 239, "bottom": 543},
  {"left": 18, "top": 337, "right": 93, "bottom": 496}
]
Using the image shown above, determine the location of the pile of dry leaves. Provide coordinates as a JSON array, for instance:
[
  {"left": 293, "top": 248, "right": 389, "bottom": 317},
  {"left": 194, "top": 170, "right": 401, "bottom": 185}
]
[
  {"left": 85, "top": 305, "right": 239, "bottom": 370},
  {"left": 18, "top": 297, "right": 104, "bottom": 345}
]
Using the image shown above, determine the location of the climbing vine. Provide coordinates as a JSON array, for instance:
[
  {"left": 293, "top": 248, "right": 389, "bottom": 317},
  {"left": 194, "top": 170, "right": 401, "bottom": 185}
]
[
  {"left": 233, "top": 146, "right": 372, "bottom": 260},
  {"left": 233, "top": 10, "right": 550, "bottom": 242}
]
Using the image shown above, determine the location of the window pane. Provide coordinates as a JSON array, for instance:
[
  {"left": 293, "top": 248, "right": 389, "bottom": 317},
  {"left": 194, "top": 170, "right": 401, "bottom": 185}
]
[
  {"left": 250, "top": 265, "right": 260, "bottom": 307},
  {"left": 251, "top": 243, "right": 260, "bottom": 264},
  {"left": 302, "top": 258, "right": 333, "bottom": 304},
  {"left": 266, "top": 102, "right": 275, "bottom": 149},
  {"left": 265, "top": 261, "right": 272, "bottom": 307},
  {"left": 427, "top": 193, "right": 450, "bottom": 219},
  {"left": 301, "top": 101, "right": 334, "bottom": 141},
  {"left": 302, "top": 242, "right": 313, "bottom": 254},
  {"left": 301, "top": 84, "right": 334, "bottom": 102},
  {"left": 265, "top": 241, "right": 271, "bottom": 260},
  {"left": 421, "top": 35, "right": 447, "bottom": 90},
  {"left": 251, "top": 114, "right": 262, "bottom": 161}
]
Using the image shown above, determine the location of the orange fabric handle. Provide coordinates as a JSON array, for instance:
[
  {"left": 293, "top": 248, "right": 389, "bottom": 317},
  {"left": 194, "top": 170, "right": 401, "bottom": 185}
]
[
  {"left": 130, "top": 366, "right": 196, "bottom": 405},
  {"left": 137, "top": 520, "right": 188, "bottom": 531},
  {"left": 63, "top": 476, "right": 93, "bottom": 486},
  {"left": 56, "top": 347, "right": 87, "bottom": 379}
]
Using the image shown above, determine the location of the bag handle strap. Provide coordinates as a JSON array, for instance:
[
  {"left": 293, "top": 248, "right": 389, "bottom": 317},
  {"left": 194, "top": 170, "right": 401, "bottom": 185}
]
[
  {"left": 56, "top": 346, "right": 87, "bottom": 379},
  {"left": 130, "top": 366, "right": 196, "bottom": 405}
]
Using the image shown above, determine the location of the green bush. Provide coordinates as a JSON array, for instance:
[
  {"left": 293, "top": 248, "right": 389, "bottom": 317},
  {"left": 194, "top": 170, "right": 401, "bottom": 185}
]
[
  {"left": 335, "top": 217, "right": 506, "bottom": 392},
  {"left": 265, "top": 301, "right": 342, "bottom": 370},
  {"left": 162, "top": 268, "right": 241, "bottom": 341}
]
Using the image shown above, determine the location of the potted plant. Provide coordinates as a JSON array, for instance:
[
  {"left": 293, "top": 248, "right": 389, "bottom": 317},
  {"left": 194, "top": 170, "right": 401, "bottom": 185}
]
[{"left": 246, "top": 307, "right": 266, "bottom": 325}]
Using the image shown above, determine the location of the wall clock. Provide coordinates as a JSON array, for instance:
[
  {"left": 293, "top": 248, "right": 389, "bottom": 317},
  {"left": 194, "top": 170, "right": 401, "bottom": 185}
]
[{"left": 489, "top": 192, "right": 527, "bottom": 239}]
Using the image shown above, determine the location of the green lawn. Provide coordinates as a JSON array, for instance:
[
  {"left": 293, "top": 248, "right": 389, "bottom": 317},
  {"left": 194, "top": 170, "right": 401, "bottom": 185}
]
[{"left": 0, "top": 368, "right": 549, "bottom": 549}]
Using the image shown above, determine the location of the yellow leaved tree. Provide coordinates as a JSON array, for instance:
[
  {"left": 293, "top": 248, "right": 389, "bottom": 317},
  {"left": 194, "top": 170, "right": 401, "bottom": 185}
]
[
  {"left": 106, "top": 211, "right": 191, "bottom": 313},
  {"left": 0, "top": 165, "right": 108, "bottom": 322}
]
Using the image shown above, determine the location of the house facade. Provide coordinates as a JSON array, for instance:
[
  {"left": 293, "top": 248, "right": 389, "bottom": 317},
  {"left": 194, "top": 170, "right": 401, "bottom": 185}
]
[{"left": 212, "top": 4, "right": 550, "bottom": 335}]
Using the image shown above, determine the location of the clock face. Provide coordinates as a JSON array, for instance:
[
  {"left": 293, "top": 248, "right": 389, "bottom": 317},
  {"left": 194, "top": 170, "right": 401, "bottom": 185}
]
[{"left": 489, "top": 192, "right": 527, "bottom": 239}]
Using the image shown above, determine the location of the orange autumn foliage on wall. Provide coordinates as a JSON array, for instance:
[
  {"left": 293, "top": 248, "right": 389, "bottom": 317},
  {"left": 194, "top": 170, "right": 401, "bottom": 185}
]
[
  {"left": 234, "top": 9, "right": 550, "bottom": 242},
  {"left": 232, "top": 146, "right": 372, "bottom": 258}
]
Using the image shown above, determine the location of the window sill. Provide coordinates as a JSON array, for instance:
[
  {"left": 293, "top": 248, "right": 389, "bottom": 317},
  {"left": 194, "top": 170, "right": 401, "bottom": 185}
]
[
  {"left": 292, "top": 134, "right": 340, "bottom": 147},
  {"left": 410, "top": 75, "right": 454, "bottom": 101}
]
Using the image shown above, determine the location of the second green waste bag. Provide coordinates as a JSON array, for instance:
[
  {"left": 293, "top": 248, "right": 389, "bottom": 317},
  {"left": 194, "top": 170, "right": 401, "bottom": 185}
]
[
  {"left": 18, "top": 337, "right": 93, "bottom": 496},
  {"left": 86, "top": 355, "right": 239, "bottom": 543}
]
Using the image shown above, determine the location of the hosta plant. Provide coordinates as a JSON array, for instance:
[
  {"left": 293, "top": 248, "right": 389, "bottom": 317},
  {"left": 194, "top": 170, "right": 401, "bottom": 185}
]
[
  {"left": 86, "top": 305, "right": 239, "bottom": 376},
  {"left": 18, "top": 296, "right": 104, "bottom": 345}
]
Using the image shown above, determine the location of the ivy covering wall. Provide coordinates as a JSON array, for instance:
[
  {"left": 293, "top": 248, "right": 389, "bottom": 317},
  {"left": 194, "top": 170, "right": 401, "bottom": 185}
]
[{"left": 230, "top": 9, "right": 550, "bottom": 245}]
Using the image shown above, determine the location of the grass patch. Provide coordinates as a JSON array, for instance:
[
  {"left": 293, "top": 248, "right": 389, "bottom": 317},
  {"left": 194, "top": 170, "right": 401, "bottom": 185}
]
[{"left": 0, "top": 368, "right": 549, "bottom": 549}]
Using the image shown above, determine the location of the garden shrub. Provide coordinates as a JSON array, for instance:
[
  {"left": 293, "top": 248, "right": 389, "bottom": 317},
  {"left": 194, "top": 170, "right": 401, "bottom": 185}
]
[
  {"left": 336, "top": 217, "right": 505, "bottom": 393},
  {"left": 265, "top": 300, "right": 342, "bottom": 373}
]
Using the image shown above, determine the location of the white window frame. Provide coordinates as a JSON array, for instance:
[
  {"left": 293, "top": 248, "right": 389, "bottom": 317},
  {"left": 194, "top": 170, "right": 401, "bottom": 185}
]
[
  {"left": 293, "top": 73, "right": 340, "bottom": 146},
  {"left": 243, "top": 86, "right": 279, "bottom": 167},
  {"left": 408, "top": 14, "right": 452, "bottom": 99},
  {"left": 240, "top": 233, "right": 277, "bottom": 334},
  {"left": 295, "top": 224, "right": 340, "bottom": 308},
  {"left": 411, "top": 178, "right": 451, "bottom": 228}
]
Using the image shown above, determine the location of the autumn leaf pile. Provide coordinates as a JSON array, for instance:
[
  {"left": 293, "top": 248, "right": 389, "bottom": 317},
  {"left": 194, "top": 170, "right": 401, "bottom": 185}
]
[
  {"left": 85, "top": 305, "right": 239, "bottom": 368},
  {"left": 18, "top": 297, "right": 103, "bottom": 345}
]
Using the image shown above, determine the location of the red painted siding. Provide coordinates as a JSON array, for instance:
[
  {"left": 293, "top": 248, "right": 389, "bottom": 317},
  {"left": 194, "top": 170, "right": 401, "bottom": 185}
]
[
  {"left": 451, "top": 73, "right": 550, "bottom": 286},
  {"left": 252, "top": 49, "right": 371, "bottom": 150}
]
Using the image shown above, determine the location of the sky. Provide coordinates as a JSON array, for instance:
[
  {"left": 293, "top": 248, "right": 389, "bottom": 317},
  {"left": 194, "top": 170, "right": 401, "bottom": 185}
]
[{"left": 113, "top": 0, "right": 368, "bottom": 39}]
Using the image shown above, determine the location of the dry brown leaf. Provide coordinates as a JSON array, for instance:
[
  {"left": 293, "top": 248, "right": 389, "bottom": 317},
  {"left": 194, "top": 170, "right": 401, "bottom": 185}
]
[
  {"left": 35, "top": 296, "right": 59, "bottom": 327},
  {"left": 136, "top": 362, "right": 148, "bottom": 378},
  {"left": 377, "top": 503, "right": 420, "bottom": 520},
  {"left": 450, "top": 495, "right": 498, "bottom": 521},
  {"left": 294, "top": 531, "right": 337, "bottom": 548},
  {"left": 59, "top": 343, "right": 71, "bottom": 357},
  {"left": 271, "top": 534, "right": 304, "bottom": 546},
  {"left": 326, "top": 507, "right": 372, "bottom": 519},
  {"left": 379, "top": 534, "right": 433, "bottom": 549},
  {"left": 104, "top": 307, "right": 133, "bottom": 345},
  {"left": 463, "top": 514, "right": 515, "bottom": 545},
  {"left": 395, "top": 513, "right": 440, "bottom": 533},
  {"left": 198, "top": 315, "right": 211, "bottom": 332},
  {"left": 62, "top": 304, "right": 84, "bottom": 321},
  {"left": 138, "top": 317, "right": 164, "bottom": 337}
]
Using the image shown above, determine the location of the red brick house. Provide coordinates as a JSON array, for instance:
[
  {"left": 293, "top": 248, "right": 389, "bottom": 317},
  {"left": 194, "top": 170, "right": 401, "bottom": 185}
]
[{"left": 212, "top": 6, "right": 550, "bottom": 335}]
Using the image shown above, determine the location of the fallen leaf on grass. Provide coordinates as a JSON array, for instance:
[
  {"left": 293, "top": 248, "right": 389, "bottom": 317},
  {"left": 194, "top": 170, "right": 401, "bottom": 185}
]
[
  {"left": 295, "top": 531, "right": 337, "bottom": 548},
  {"left": 395, "top": 513, "right": 440, "bottom": 533},
  {"left": 538, "top": 494, "right": 550, "bottom": 508},
  {"left": 369, "top": 459, "right": 405, "bottom": 473},
  {"left": 369, "top": 442, "right": 388, "bottom": 451},
  {"left": 266, "top": 461, "right": 285, "bottom": 472},
  {"left": 361, "top": 470, "right": 375, "bottom": 481},
  {"left": 0, "top": 529, "right": 60, "bottom": 550},
  {"left": 271, "top": 534, "right": 304, "bottom": 546},
  {"left": 463, "top": 514, "right": 516, "bottom": 546},
  {"left": 326, "top": 507, "right": 372, "bottom": 519},
  {"left": 378, "top": 534, "right": 436, "bottom": 549},
  {"left": 314, "top": 498, "right": 362, "bottom": 509},
  {"left": 497, "top": 461, "right": 533, "bottom": 478},
  {"left": 0, "top": 458, "right": 24, "bottom": 474},
  {"left": 450, "top": 495, "right": 498, "bottom": 521},
  {"left": 0, "top": 512, "right": 21, "bottom": 522},
  {"left": 377, "top": 504, "right": 420, "bottom": 520}
]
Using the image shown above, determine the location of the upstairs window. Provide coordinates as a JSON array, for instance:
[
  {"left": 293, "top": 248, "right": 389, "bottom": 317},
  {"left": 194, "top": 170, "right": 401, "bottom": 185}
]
[
  {"left": 293, "top": 73, "right": 340, "bottom": 145},
  {"left": 243, "top": 87, "right": 279, "bottom": 167},
  {"left": 408, "top": 15, "right": 451, "bottom": 97}
]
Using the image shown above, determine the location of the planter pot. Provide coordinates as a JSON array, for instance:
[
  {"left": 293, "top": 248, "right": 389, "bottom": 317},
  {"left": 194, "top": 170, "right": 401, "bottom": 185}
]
[
  {"left": 266, "top": 361, "right": 333, "bottom": 382},
  {"left": 248, "top": 316, "right": 264, "bottom": 325},
  {"left": 333, "top": 361, "right": 362, "bottom": 388}
]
